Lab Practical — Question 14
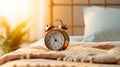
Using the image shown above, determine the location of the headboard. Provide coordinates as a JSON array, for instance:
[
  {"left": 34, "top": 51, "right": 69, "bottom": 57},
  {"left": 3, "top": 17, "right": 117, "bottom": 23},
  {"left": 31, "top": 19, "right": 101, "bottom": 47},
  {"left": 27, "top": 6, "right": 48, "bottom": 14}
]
[{"left": 49, "top": 0, "right": 120, "bottom": 36}]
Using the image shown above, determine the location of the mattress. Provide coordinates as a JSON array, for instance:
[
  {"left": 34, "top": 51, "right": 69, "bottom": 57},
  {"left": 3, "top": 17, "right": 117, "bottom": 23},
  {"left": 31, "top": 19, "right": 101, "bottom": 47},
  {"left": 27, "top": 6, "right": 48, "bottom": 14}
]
[{"left": 0, "top": 36, "right": 120, "bottom": 67}]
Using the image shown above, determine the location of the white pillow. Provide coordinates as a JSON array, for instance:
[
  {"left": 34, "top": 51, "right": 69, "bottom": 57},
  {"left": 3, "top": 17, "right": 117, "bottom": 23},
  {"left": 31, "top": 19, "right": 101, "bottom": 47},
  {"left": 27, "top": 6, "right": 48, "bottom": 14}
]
[{"left": 82, "top": 6, "right": 120, "bottom": 42}]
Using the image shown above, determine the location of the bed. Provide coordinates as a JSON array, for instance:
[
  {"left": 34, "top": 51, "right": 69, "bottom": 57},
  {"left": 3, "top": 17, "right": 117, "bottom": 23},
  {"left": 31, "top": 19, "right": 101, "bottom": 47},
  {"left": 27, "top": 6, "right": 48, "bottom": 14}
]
[
  {"left": 0, "top": 36, "right": 120, "bottom": 67},
  {"left": 0, "top": 0, "right": 120, "bottom": 67}
]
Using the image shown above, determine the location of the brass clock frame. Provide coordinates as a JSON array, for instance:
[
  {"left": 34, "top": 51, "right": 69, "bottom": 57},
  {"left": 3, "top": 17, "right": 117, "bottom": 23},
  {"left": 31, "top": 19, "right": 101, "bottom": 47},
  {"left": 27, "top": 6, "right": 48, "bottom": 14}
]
[
  {"left": 44, "top": 19, "right": 69, "bottom": 51},
  {"left": 44, "top": 29, "right": 69, "bottom": 51}
]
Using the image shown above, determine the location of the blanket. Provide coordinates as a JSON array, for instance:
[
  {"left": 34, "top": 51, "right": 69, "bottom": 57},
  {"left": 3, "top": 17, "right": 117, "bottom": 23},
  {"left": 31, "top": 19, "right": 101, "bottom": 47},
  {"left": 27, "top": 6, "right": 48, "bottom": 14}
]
[{"left": 0, "top": 42, "right": 120, "bottom": 66}]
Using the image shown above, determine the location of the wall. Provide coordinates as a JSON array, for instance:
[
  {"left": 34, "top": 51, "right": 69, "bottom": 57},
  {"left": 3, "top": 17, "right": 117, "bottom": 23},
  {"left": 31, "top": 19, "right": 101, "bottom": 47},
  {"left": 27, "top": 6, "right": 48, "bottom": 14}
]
[{"left": 44, "top": 0, "right": 120, "bottom": 36}]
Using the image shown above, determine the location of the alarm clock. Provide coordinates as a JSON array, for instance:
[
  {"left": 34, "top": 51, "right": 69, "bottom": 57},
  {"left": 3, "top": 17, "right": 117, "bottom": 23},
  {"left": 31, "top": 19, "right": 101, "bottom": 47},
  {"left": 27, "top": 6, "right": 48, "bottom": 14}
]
[{"left": 44, "top": 19, "right": 69, "bottom": 51}]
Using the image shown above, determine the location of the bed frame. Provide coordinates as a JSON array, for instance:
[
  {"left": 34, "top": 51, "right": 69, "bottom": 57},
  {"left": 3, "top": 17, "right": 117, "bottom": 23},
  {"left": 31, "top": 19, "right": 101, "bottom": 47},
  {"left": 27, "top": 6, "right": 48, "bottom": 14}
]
[{"left": 49, "top": 0, "right": 120, "bottom": 35}]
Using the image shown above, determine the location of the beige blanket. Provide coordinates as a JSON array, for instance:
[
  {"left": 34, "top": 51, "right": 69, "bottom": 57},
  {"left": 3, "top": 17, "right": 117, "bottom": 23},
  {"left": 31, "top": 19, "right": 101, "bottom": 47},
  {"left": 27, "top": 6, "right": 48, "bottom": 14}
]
[{"left": 0, "top": 42, "right": 120, "bottom": 67}]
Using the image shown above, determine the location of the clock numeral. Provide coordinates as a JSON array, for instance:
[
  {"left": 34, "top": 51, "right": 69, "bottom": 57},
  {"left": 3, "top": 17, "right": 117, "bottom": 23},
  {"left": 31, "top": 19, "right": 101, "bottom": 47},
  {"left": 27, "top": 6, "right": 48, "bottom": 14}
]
[
  {"left": 58, "top": 44, "right": 61, "bottom": 48},
  {"left": 54, "top": 45, "right": 57, "bottom": 49}
]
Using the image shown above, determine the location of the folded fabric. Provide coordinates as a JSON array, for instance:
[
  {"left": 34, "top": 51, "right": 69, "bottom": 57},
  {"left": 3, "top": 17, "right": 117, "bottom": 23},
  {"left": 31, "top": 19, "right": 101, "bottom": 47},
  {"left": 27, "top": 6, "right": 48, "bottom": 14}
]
[{"left": 0, "top": 42, "right": 120, "bottom": 66}]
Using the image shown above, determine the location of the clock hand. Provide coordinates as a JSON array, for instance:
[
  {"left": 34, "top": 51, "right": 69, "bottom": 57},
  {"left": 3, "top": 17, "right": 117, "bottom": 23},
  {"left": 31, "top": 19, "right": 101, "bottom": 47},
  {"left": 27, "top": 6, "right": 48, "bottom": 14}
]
[
  {"left": 51, "top": 34, "right": 59, "bottom": 43},
  {"left": 52, "top": 34, "right": 56, "bottom": 40},
  {"left": 51, "top": 34, "right": 62, "bottom": 45},
  {"left": 56, "top": 40, "right": 62, "bottom": 45},
  {"left": 51, "top": 34, "right": 58, "bottom": 46}
]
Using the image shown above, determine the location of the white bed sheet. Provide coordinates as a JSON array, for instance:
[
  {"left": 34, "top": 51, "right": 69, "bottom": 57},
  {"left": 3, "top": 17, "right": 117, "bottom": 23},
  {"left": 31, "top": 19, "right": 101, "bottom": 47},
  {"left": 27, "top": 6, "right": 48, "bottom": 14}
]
[
  {"left": 30, "top": 36, "right": 83, "bottom": 47},
  {"left": 30, "top": 36, "right": 120, "bottom": 47},
  {"left": 30, "top": 36, "right": 120, "bottom": 48}
]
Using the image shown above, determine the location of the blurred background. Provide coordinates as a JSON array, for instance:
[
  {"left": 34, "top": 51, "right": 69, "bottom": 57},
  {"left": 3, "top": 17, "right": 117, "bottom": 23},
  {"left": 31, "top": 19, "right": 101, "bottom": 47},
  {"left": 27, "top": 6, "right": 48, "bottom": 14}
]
[
  {"left": 0, "top": 0, "right": 48, "bottom": 41},
  {"left": 0, "top": 0, "right": 120, "bottom": 55},
  {"left": 0, "top": 0, "right": 50, "bottom": 55}
]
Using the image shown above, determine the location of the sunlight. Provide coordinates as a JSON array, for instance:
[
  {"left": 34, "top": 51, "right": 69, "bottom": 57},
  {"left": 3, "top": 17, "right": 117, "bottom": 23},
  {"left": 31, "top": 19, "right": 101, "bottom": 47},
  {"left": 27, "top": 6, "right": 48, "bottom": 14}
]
[
  {"left": 0, "top": 0, "right": 17, "bottom": 27},
  {"left": 0, "top": 0, "right": 45, "bottom": 40},
  {"left": 0, "top": 0, "right": 44, "bottom": 28},
  {"left": 17, "top": 0, "right": 30, "bottom": 22},
  {"left": 39, "top": 0, "right": 44, "bottom": 24}
]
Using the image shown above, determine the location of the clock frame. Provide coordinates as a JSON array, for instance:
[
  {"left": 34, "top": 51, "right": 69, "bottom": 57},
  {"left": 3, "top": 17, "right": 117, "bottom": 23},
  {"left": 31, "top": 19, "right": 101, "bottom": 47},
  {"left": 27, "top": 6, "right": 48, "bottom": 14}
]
[{"left": 44, "top": 29, "right": 69, "bottom": 51}]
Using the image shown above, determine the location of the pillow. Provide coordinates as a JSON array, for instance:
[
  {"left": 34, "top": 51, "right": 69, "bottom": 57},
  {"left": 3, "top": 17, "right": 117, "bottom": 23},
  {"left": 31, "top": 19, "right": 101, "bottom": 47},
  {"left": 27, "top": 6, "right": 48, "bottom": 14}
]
[{"left": 82, "top": 6, "right": 120, "bottom": 42}]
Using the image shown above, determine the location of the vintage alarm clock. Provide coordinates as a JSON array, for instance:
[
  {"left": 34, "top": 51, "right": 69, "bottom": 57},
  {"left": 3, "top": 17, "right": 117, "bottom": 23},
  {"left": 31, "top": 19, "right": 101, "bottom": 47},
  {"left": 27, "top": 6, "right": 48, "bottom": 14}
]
[{"left": 44, "top": 19, "right": 69, "bottom": 51}]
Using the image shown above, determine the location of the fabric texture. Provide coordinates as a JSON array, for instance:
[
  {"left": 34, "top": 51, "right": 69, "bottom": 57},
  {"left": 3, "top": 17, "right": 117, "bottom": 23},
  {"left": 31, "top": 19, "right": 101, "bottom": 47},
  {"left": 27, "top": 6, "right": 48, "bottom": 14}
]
[
  {"left": 0, "top": 42, "right": 120, "bottom": 67},
  {"left": 82, "top": 6, "right": 120, "bottom": 42}
]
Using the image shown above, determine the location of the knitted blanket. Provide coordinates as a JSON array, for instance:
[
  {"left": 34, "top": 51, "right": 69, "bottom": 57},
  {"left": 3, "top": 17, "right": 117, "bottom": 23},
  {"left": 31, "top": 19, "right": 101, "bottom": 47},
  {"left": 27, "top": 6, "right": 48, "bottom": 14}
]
[{"left": 0, "top": 42, "right": 120, "bottom": 67}]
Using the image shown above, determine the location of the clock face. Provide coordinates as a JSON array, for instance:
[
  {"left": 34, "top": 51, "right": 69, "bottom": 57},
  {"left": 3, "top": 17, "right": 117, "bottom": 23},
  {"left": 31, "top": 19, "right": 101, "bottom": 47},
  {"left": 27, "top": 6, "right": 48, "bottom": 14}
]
[{"left": 45, "top": 30, "right": 66, "bottom": 50}]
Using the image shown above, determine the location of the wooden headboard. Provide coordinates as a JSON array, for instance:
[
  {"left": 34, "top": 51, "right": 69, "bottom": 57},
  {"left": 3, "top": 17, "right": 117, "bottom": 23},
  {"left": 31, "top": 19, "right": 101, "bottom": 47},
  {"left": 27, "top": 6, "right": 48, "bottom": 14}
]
[{"left": 49, "top": 0, "right": 120, "bottom": 36}]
